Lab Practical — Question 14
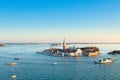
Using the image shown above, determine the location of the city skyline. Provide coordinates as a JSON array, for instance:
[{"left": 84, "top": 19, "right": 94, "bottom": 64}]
[{"left": 0, "top": 0, "right": 120, "bottom": 43}]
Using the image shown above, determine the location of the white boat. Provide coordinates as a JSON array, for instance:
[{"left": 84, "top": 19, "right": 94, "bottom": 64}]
[
  {"left": 11, "top": 74, "right": 16, "bottom": 79},
  {"left": 52, "top": 62, "right": 57, "bottom": 65},
  {"left": 7, "top": 62, "right": 16, "bottom": 66},
  {"left": 94, "top": 58, "right": 116, "bottom": 64}
]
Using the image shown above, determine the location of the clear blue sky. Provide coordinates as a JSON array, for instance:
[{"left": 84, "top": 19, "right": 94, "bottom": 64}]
[{"left": 0, "top": 0, "right": 120, "bottom": 43}]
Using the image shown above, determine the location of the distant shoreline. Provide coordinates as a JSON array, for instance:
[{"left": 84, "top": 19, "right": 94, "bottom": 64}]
[{"left": 3, "top": 43, "right": 120, "bottom": 44}]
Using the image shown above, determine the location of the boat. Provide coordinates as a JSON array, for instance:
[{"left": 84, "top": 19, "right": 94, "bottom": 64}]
[
  {"left": 14, "top": 58, "right": 20, "bottom": 60},
  {"left": 52, "top": 62, "right": 57, "bottom": 65},
  {"left": 7, "top": 62, "right": 16, "bottom": 66},
  {"left": 94, "top": 58, "right": 116, "bottom": 64},
  {"left": 11, "top": 74, "right": 16, "bottom": 79}
]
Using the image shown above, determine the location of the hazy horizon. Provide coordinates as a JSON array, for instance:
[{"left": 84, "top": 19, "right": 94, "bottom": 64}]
[
  {"left": 0, "top": 0, "right": 120, "bottom": 43},
  {"left": 0, "top": 42, "right": 120, "bottom": 44}
]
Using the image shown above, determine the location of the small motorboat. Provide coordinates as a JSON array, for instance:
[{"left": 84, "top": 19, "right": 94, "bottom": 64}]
[
  {"left": 94, "top": 58, "right": 116, "bottom": 64},
  {"left": 14, "top": 58, "right": 20, "bottom": 60},
  {"left": 11, "top": 74, "right": 16, "bottom": 79},
  {"left": 52, "top": 62, "right": 57, "bottom": 65},
  {"left": 7, "top": 62, "right": 16, "bottom": 66}
]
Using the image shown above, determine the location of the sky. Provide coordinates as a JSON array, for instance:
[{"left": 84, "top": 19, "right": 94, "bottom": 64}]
[{"left": 0, "top": 0, "right": 120, "bottom": 43}]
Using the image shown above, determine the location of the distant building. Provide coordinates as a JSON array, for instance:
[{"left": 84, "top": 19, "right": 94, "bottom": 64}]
[
  {"left": 75, "top": 49, "right": 82, "bottom": 56},
  {"left": 81, "top": 47, "right": 99, "bottom": 57}
]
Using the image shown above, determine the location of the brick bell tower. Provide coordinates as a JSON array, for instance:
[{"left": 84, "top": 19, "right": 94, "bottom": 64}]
[{"left": 63, "top": 38, "right": 66, "bottom": 51}]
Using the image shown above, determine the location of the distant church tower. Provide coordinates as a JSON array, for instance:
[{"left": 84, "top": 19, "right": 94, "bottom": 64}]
[{"left": 63, "top": 38, "right": 66, "bottom": 51}]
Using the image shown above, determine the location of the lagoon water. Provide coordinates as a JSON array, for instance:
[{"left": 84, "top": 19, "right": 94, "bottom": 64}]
[{"left": 0, "top": 43, "right": 120, "bottom": 80}]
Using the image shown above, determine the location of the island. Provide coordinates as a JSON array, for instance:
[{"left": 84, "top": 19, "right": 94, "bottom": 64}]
[
  {"left": 108, "top": 50, "right": 120, "bottom": 55},
  {"left": 0, "top": 43, "right": 4, "bottom": 47},
  {"left": 36, "top": 39, "right": 99, "bottom": 57}
]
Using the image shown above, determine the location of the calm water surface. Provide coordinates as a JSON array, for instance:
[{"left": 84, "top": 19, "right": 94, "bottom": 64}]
[{"left": 0, "top": 44, "right": 120, "bottom": 80}]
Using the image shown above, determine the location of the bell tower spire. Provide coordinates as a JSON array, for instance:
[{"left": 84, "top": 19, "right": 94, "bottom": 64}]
[{"left": 63, "top": 38, "right": 66, "bottom": 51}]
